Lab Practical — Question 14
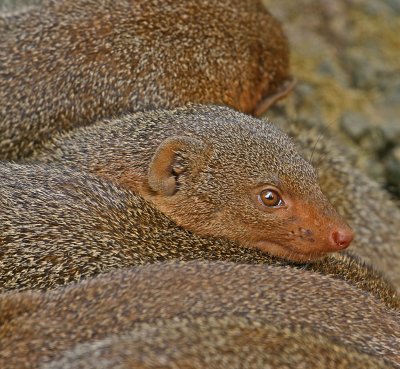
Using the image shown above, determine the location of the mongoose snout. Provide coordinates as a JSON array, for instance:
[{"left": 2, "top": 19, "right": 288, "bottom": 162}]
[
  {"left": 33, "top": 106, "right": 352, "bottom": 262},
  {"left": 331, "top": 228, "right": 354, "bottom": 250},
  {"left": 248, "top": 186, "right": 353, "bottom": 261}
]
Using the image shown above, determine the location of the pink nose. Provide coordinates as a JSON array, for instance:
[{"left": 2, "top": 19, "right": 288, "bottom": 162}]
[{"left": 330, "top": 228, "right": 354, "bottom": 250}]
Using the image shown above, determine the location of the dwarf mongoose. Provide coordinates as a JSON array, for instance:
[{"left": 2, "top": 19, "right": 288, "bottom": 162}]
[
  {"left": 0, "top": 161, "right": 397, "bottom": 309},
  {"left": 0, "top": 0, "right": 292, "bottom": 160},
  {"left": 1, "top": 261, "right": 399, "bottom": 369},
  {"left": 33, "top": 105, "right": 353, "bottom": 261}
]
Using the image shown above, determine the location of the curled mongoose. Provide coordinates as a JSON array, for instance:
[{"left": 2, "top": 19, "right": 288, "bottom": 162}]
[
  {"left": 0, "top": 161, "right": 397, "bottom": 309},
  {"left": 0, "top": 0, "right": 292, "bottom": 160},
  {"left": 33, "top": 105, "right": 353, "bottom": 262},
  {"left": 32, "top": 101, "right": 400, "bottom": 289},
  {"left": 1, "top": 261, "right": 399, "bottom": 369}
]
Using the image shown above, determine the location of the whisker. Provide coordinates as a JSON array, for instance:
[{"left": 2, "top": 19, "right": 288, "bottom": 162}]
[{"left": 309, "top": 118, "right": 337, "bottom": 166}]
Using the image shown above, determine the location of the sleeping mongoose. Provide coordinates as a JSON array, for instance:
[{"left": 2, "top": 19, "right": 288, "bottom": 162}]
[
  {"left": 32, "top": 105, "right": 353, "bottom": 262},
  {"left": 0, "top": 161, "right": 397, "bottom": 309},
  {"left": 0, "top": 0, "right": 292, "bottom": 160},
  {"left": 1, "top": 261, "right": 399, "bottom": 369}
]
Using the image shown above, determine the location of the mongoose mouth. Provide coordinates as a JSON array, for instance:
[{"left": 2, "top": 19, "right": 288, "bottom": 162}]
[{"left": 253, "top": 240, "right": 330, "bottom": 263}]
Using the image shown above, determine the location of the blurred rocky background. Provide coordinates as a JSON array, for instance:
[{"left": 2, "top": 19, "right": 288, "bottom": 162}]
[
  {"left": 0, "top": 0, "right": 40, "bottom": 10},
  {"left": 1, "top": 0, "right": 399, "bottom": 198},
  {"left": 263, "top": 0, "right": 400, "bottom": 199}
]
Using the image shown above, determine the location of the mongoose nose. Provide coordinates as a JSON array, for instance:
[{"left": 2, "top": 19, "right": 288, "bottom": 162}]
[{"left": 330, "top": 228, "right": 354, "bottom": 250}]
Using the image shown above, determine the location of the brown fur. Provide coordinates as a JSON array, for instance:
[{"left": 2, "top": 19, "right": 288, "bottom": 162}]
[
  {"left": 0, "top": 0, "right": 290, "bottom": 160},
  {"left": 0, "top": 161, "right": 398, "bottom": 309},
  {"left": 33, "top": 105, "right": 353, "bottom": 262},
  {"left": 44, "top": 318, "right": 394, "bottom": 369},
  {"left": 2, "top": 0, "right": 397, "bottom": 288},
  {"left": 1, "top": 261, "right": 399, "bottom": 369}
]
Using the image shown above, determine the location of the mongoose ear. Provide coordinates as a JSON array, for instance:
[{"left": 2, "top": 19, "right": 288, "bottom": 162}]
[{"left": 148, "top": 136, "right": 204, "bottom": 196}]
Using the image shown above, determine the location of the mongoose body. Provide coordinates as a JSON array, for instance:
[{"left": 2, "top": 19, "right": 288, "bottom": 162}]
[
  {"left": 1, "top": 261, "right": 399, "bottom": 369},
  {"left": 0, "top": 161, "right": 397, "bottom": 310},
  {"left": 0, "top": 0, "right": 291, "bottom": 160},
  {"left": 33, "top": 105, "right": 353, "bottom": 261},
  {"left": 44, "top": 317, "right": 394, "bottom": 369}
]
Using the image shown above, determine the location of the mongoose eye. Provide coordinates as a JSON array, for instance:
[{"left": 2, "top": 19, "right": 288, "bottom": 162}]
[{"left": 259, "top": 189, "right": 284, "bottom": 207}]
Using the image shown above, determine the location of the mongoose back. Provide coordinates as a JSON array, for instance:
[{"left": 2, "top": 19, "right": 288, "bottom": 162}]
[
  {"left": 0, "top": 0, "right": 291, "bottom": 160},
  {"left": 0, "top": 161, "right": 397, "bottom": 309},
  {"left": 1, "top": 261, "right": 399, "bottom": 369},
  {"left": 33, "top": 105, "right": 353, "bottom": 262}
]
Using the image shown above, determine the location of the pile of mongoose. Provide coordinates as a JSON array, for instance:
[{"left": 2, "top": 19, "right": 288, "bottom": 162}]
[
  {"left": 0, "top": 0, "right": 398, "bottom": 286},
  {"left": 0, "top": 0, "right": 399, "bottom": 367}
]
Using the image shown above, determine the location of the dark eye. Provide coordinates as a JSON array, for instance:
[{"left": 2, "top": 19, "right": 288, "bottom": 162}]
[{"left": 259, "top": 189, "right": 283, "bottom": 207}]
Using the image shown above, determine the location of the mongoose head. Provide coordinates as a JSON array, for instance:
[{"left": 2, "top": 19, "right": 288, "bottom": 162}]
[
  {"left": 36, "top": 106, "right": 353, "bottom": 262},
  {"left": 140, "top": 107, "right": 353, "bottom": 262}
]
